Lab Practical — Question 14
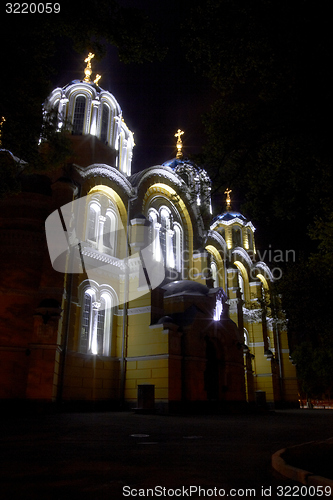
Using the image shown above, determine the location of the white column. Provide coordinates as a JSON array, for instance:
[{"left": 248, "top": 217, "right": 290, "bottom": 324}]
[
  {"left": 97, "top": 215, "right": 106, "bottom": 252},
  {"left": 153, "top": 222, "right": 162, "bottom": 262},
  {"left": 90, "top": 99, "right": 100, "bottom": 136},
  {"left": 90, "top": 301, "right": 101, "bottom": 355},
  {"left": 166, "top": 229, "right": 175, "bottom": 269}
]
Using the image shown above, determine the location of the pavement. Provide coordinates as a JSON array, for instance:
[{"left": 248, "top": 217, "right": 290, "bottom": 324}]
[
  {"left": 0, "top": 408, "right": 332, "bottom": 499},
  {"left": 272, "top": 438, "right": 333, "bottom": 493}
]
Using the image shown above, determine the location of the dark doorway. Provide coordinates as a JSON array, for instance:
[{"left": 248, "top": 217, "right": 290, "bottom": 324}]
[{"left": 204, "top": 337, "right": 219, "bottom": 400}]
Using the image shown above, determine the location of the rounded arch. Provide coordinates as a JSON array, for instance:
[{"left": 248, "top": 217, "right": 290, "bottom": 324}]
[
  {"left": 205, "top": 244, "right": 225, "bottom": 289},
  {"left": 234, "top": 260, "right": 250, "bottom": 301},
  {"left": 67, "top": 86, "right": 95, "bottom": 135},
  {"left": 99, "top": 101, "right": 111, "bottom": 143},
  {"left": 78, "top": 279, "right": 118, "bottom": 356},
  {"left": 254, "top": 262, "right": 274, "bottom": 283},
  {"left": 142, "top": 182, "right": 193, "bottom": 272},
  {"left": 83, "top": 185, "right": 128, "bottom": 259},
  {"left": 257, "top": 273, "right": 270, "bottom": 291},
  {"left": 88, "top": 185, "right": 127, "bottom": 231},
  {"left": 232, "top": 225, "right": 243, "bottom": 247}
]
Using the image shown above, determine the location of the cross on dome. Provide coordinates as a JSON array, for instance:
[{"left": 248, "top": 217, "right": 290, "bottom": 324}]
[
  {"left": 83, "top": 53, "right": 102, "bottom": 85},
  {"left": 175, "top": 129, "right": 184, "bottom": 159},
  {"left": 224, "top": 188, "right": 232, "bottom": 211}
]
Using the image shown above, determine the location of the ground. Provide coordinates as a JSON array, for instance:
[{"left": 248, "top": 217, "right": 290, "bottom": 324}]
[{"left": 0, "top": 408, "right": 332, "bottom": 499}]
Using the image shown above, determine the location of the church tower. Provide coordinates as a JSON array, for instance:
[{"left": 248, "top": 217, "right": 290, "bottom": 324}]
[
  {"left": 45, "top": 53, "right": 134, "bottom": 175},
  {"left": 206, "top": 191, "right": 298, "bottom": 407}
]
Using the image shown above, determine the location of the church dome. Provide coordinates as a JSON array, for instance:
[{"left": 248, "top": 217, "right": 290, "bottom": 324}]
[
  {"left": 162, "top": 141, "right": 212, "bottom": 215},
  {"left": 212, "top": 211, "right": 248, "bottom": 223},
  {"left": 163, "top": 279, "right": 209, "bottom": 297},
  {"left": 44, "top": 54, "right": 134, "bottom": 176}
]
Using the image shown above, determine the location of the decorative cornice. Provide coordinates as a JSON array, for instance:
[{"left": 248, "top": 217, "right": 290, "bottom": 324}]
[
  {"left": 232, "top": 247, "right": 254, "bottom": 268},
  {"left": 206, "top": 229, "right": 227, "bottom": 252},
  {"left": 74, "top": 163, "right": 133, "bottom": 197},
  {"left": 211, "top": 218, "right": 255, "bottom": 232},
  {"left": 254, "top": 262, "right": 275, "bottom": 282}
]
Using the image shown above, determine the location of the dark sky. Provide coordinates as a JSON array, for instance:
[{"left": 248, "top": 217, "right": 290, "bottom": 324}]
[{"left": 47, "top": 0, "right": 216, "bottom": 173}]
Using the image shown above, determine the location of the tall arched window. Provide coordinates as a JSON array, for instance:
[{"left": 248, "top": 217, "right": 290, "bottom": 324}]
[
  {"left": 73, "top": 95, "right": 86, "bottom": 135},
  {"left": 80, "top": 289, "right": 95, "bottom": 354},
  {"left": 148, "top": 210, "right": 162, "bottom": 262},
  {"left": 85, "top": 197, "right": 119, "bottom": 256},
  {"left": 160, "top": 207, "right": 175, "bottom": 270},
  {"left": 103, "top": 210, "right": 117, "bottom": 254},
  {"left": 238, "top": 272, "right": 245, "bottom": 299},
  {"left": 173, "top": 223, "right": 183, "bottom": 273},
  {"left": 232, "top": 226, "right": 242, "bottom": 247},
  {"left": 211, "top": 261, "right": 219, "bottom": 288},
  {"left": 160, "top": 208, "right": 169, "bottom": 266},
  {"left": 247, "top": 229, "right": 253, "bottom": 250},
  {"left": 80, "top": 287, "right": 113, "bottom": 356},
  {"left": 87, "top": 202, "right": 100, "bottom": 243},
  {"left": 100, "top": 103, "right": 110, "bottom": 143},
  {"left": 147, "top": 204, "right": 183, "bottom": 275}
]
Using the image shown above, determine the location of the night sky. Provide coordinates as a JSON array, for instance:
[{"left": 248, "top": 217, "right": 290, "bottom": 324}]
[
  {"left": 54, "top": 39, "right": 216, "bottom": 174},
  {"left": 3, "top": 0, "right": 215, "bottom": 174}
]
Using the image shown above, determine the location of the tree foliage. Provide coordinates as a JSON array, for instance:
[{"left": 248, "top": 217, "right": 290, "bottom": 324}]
[
  {"left": 182, "top": 0, "right": 333, "bottom": 396},
  {"left": 182, "top": 0, "right": 331, "bottom": 233},
  {"left": 0, "top": 1, "right": 165, "bottom": 168}
]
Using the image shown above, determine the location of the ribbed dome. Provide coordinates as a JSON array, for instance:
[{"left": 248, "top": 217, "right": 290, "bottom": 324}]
[
  {"left": 212, "top": 211, "right": 248, "bottom": 223},
  {"left": 163, "top": 280, "right": 209, "bottom": 297}
]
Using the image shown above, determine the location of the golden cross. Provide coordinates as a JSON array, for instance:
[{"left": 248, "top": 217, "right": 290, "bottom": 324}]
[
  {"left": 175, "top": 129, "right": 184, "bottom": 159},
  {"left": 224, "top": 188, "right": 232, "bottom": 210},
  {"left": 94, "top": 74, "right": 101, "bottom": 85},
  {"left": 84, "top": 52, "right": 95, "bottom": 82}
]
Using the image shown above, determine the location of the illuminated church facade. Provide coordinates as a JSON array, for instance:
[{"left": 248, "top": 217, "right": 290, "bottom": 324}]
[{"left": 0, "top": 56, "right": 298, "bottom": 411}]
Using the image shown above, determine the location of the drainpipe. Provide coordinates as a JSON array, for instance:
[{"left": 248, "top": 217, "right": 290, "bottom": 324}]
[
  {"left": 120, "top": 192, "right": 138, "bottom": 407},
  {"left": 57, "top": 178, "right": 80, "bottom": 406},
  {"left": 272, "top": 292, "right": 284, "bottom": 400}
]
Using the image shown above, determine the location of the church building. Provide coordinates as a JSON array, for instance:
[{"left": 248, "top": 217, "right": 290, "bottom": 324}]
[{"left": 0, "top": 55, "right": 298, "bottom": 412}]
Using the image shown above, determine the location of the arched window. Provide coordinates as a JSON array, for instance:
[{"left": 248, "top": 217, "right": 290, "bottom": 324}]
[
  {"left": 100, "top": 103, "right": 110, "bottom": 143},
  {"left": 232, "top": 226, "right": 242, "bottom": 247},
  {"left": 87, "top": 202, "right": 100, "bottom": 243},
  {"left": 173, "top": 223, "right": 183, "bottom": 273},
  {"left": 160, "top": 208, "right": 169, "bottom": 266},
  {"left": 247, "top": 229, "right": 253, "bottom": 250},
  {"left": 147, "top": 204, "right": 183, "bottom": 275},
  {"left": 160, "top": 207, "right": 175, "bottom": 270},
  {"left": 85, "top": 197, "right": 119, "bottom": 256},
  {"left": 103, "top": 210, "right": 117, "bottom": 254},
  {"left": 148, "top": 210, "right": 162, "bottom": 262},
  {"left": 73, "top": 95, "right": 86, "bottom": 135},
  {"left": 211, "top": 261, "right": 219, "bottom": 288},
  {"left": 80, "top": 289, "right": 95, "bottom": 354},
  {"left": 238, "top": 272, "right": 245, "bottom": 299},
  {"left": 79, "top": 287, "right": 113, "bottom": 356},
  {"left": 244, "top": 328, "right": 249, "bottom": 346}
]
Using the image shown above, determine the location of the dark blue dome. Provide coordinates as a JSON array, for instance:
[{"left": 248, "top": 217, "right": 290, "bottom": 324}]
[
  {"left": 163, "top": 280, "right": 209, "bottom": 297},
  {"left": 212, "top": 211, "right": 247, "bottom": 223}
]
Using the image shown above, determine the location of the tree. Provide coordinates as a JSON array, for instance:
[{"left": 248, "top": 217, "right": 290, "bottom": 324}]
[
  {"left": 0, "top": 1, "right": 165, "bottom": 167},
  {"left": 182, "top": 0, "right": 331, "bottom": 238},
  {"left": 181, "top": 0, "right": 333, "bottom": 395},
  {"left": 0, "top": 1, "right": 165, "bottom": 196}
]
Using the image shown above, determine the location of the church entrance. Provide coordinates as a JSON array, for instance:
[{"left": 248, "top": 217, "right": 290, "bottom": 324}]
[{"left": 204, "top": 337, "right": 219, "bottom": 401}]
